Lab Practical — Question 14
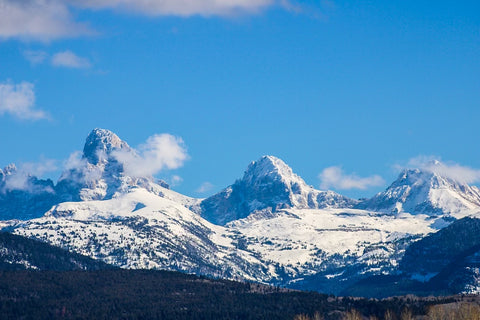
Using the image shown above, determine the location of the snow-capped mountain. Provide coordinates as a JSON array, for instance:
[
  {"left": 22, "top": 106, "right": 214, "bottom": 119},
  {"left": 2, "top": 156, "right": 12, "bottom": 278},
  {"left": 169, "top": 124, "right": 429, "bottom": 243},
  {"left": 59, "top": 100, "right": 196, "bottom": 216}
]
[
  {"left": 56, "top": 128, "right": 167, "bottom": 202},
  {"left": 14, "top": 188, "right": 272, "bottom": 281},
  {"left": 357, "top": 164, "right": 480, "bottom": 217},
  {"left": 200, "top": 155, "right": 357, "bottom": 225},
  {"left": 3, "top": 128, "right": 480, "bottom": 296}
]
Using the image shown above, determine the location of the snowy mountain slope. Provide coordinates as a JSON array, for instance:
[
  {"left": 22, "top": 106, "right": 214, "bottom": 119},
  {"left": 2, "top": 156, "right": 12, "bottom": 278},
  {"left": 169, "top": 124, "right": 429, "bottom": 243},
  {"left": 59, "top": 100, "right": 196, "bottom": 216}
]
[
  {"left": 0, "top": 232, "right": 113, "bottom": 271},
  {"left": 200, "top": 156, "right": 357, "bottom": 225},
  {"left": 226, "top": 207, "right": 435, "bottom": 291},
  {"left": 342, "top": 217, "right": 480, "bottom": 297},
  {"left": 0, "top": 129, "right": 196, "bottom": 221},
  {"left": 13, "top": 188, "right": 273, "bottom": 281},
  {"left": 357, "top": 164, "right": 480, "bottom": 216},
  {"left": 5, "top": 128, "right": 480, "bottom": 295},
  {"left": 12, "top": 191, "right": 440, "bottom": 293}
]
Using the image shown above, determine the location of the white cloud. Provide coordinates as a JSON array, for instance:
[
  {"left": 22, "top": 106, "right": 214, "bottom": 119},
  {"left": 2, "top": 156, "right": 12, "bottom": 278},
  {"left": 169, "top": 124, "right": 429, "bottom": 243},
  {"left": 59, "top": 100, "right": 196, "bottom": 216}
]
[
  {"left": 1, "top": 0, "right": 299, "bottom": 41},
  {"left": 51, "top": 50, "right": 91, "bottom": 68},
  {"left": 169, "top": 175, "right": 183, "bottom": 187},
  {"left": 0, "top": 81, "right": 48, "bottom": 120},
  {"left": 319, "top": 166, "right": 385, "bottom": 190},
  {"left": 3, "top": 171, "right": 29, "bottom": 191},
  {"left": 60, "top": 150, "right": 103, "bottom": 183},
  {"left": 23, "top": 49, "right": 93, "bottom": 70},
  {"left": 2, "top": 158, "right": 57, "bottom": 192},
  {"left": 399, "top": 156, "right": 480, "bottom": 184},
  {"left": 21, "top": 158, "right": 58, "bottom": 177},
  {"left": 113, "top": 134, "right": 188, "bottom": 177},
  {"left": 23, "top": 50, "right": 48, "bottom": 64},
  {"left": 64, "top": 151, "right": 86, "bottom": 171},
  {"left": 0, "top": 0, "right": 92, "bottom": 41},
  {"left": 69, "top": 0, "right": 277, "bottom": 17},
  {"left": 0, "top": 0, "right": 294, "bottom": 41},
  {"left": 196, "top": 181, "right": 214, "bottom": 194}
]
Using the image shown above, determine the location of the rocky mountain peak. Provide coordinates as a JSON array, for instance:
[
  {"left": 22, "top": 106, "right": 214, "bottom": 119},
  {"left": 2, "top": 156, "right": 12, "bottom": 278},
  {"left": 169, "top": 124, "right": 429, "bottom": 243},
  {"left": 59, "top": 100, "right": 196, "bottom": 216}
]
[
  {"left": 241, "top": 156, "right": 310, "bottom": 194},
  {"left": 56, "top": 129, "right": 166, "bottom": 202},
  {"left": 200, "top": 155, "right": 356, "bottom": 225},
  {"left": 357, "top": 165, "right": 480, "bottom": 215},
  {"left": 392, "top": 165, "right": 474, "bottom": 193},
  {"left": 0, "top": 164, "right": 17, "bottom": 178},
  {"left": 243, "top": 156, "right": 297, "bottom": 183},
  {"left": 83, "top": 128, "right": 131, "bottom": 165}
]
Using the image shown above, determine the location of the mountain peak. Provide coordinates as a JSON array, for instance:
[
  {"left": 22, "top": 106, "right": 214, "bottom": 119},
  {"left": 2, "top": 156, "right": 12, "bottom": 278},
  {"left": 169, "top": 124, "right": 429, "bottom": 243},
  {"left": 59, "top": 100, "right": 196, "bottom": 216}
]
[
  {"left": 200, "top": 155, "right": 356, "bottom": 225},
  {"left": 57, "top": 128, "right": 166, "bottom": 202},
  {"left": 395, "top": 166, "right": 464, "bottom": 189},
  {"left": 83, "top": 128, "right": 130, "bottom": 165},
  {"left": 1, "top": 164, "right": 17, "bottom": 177},
  {"left": 358, "top": 165, "right": 480, "bottom": 215},
  {"left": 243, "top": 155, "right": 296, "bottom": 184}
]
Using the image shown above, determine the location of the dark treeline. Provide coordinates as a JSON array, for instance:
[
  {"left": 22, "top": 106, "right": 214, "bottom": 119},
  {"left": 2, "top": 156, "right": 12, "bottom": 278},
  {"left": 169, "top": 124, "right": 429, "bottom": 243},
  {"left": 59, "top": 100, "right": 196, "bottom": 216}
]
[{"left": 0, "top": 269, "right": 457, "bottom": 320}]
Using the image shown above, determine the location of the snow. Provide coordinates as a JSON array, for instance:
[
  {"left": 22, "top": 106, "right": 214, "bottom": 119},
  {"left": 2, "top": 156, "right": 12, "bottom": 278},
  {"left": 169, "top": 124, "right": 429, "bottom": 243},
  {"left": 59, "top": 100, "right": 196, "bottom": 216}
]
[
  {"left": 228, "top": 208, "right": 434, "bottom": 270},
  {"left": 359, "top": 168, "right": 480, "bottom": 217},
  {"left": 13, "top": 188, "right": 275, "bottom": 282},
  {"left": 12, "top": 185, "right": 441, "bottom": 287},
  {"left": 5, "top": 142, "right": 480, "bottom": 292}
]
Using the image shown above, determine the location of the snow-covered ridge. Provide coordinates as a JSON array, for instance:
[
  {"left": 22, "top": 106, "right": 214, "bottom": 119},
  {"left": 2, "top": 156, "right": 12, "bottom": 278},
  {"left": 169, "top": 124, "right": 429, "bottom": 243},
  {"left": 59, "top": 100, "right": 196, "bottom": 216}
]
[
  {"left": 15, "top": 188, "right": 273, "bottom": 281},
  {"left": 242, "top": 155, "right": 301, "bottom": 186},
  {"left": 4, "top": 128, "right": 480, "bottom": 294},
  {"left": 11, "top": 186, "right": 440, "bottom": 294},
  {"left": 200, "top": 155, "right": 357, "bottom": 225},
  {"left": 56, "top": 128, "right": 147, "bottom": 202},
  {"left": 357, "top": 167, "right": 480, "bottom": 217},
  {"left": 82, "top": 128, "right": 131, "bottom": 165}
]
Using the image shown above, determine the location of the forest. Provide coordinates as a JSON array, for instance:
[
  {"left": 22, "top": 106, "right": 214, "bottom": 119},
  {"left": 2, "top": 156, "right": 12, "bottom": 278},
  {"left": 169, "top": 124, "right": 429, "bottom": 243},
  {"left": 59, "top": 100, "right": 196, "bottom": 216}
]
[{"left": 0, "top": 269, "right": 468, "bottom": 320}]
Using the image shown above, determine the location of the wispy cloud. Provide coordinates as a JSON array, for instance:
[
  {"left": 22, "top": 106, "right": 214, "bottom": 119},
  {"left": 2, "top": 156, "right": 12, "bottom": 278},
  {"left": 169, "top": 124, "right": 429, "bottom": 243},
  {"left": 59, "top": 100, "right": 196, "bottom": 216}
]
[
  {"left": 319, "top": 166, "right": 385, "bottom": 190},
  {"left": 70, "top": 0, "right": 277, "bottom": 17},
  {"left": 113, "top": 134, "right": 188, "bottom": 178},
  {"left": 23, "top": 50, "right": 48, "bottom": 64},
  {"left": 398, "top": 156, "right": 480, "bottom": 184},
  {"left": 1, "top": 0, "right": 299, "bottom": 41},
  {"left": 169, "top": 175, "right": 183, "bottom": 187},
  {"left": 1, "top": 159, "right": 57, "bottom": 193},
  {"left": 22, "top": 49, "right": 93, "bottom": 69},
  {"left": 60, "top": 151, "right": 103, "bottom": 184},
  {"left": 51, "top": 50, "right": 91, "bottom": 69},
  {"left": 0, "top": 0, "right": 92, "bottom": 41},
  {"left": 0, "top": 81, "right": 49, "bottom": 120},
  {"left": 196, "top": 181, "right": 214, "bottom": 194},
  {"left": 278, "top": 0, "right": 334, "bottom": 19}
]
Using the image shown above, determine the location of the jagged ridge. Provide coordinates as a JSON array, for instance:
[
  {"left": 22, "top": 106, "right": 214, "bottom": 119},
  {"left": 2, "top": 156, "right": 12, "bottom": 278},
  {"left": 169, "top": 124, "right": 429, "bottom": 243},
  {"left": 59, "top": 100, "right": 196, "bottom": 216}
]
[
  {"left": 357, "top": 165, "right": 480, "bottom": 216},
  {"left": 200, "top": 155, "right": 357, "bottom": 225},
  {"left": 3, "top": 129, "right": 480, "bottom": 297}
]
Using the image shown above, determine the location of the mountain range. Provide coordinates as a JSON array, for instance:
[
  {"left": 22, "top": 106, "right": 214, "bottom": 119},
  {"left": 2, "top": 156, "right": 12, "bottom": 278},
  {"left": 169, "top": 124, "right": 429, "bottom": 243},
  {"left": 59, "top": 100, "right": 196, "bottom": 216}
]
[{"left": 2, "top": 128, "right": 480, "bottom": 297}]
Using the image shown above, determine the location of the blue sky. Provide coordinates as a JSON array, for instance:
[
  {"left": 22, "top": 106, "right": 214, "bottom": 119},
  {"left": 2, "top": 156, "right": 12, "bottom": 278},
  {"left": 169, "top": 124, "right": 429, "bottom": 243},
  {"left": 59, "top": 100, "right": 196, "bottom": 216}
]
[{"left": 1, "top": 0, "right": 480, "bottom": 199}]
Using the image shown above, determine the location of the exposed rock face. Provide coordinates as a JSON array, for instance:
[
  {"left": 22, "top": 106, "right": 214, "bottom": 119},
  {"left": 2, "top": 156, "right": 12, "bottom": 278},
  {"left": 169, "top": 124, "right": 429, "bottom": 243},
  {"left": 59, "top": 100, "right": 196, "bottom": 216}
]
[
  {"left": 5, "top": 129, "right": 480, "bottom": 297},
  {"left": 357, "top": 164, "right": 480, "bottom": 216},
  {"left": 82, "top": 128, "right": 131, "bottom": 166},
  {"left": 200, "top": 155, "right": 357, "bottom": 225},
  {"left": 56, "top": 128, "right": 167, "bottom": 202}
]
